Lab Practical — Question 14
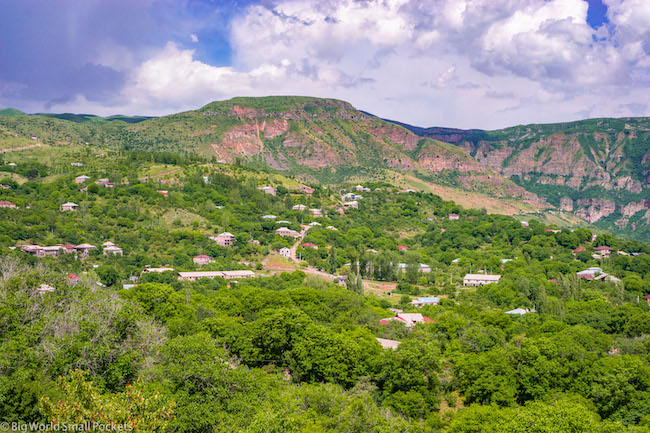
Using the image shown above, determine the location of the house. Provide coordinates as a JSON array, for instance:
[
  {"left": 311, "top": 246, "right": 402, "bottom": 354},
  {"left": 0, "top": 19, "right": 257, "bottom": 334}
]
[
  {"left": 157, "top": 190, "right": 168, "bottom": 197},
  {"left": 60, "top": 202, "right": 79, "bottom": 212},
  {"left": 448, "top": 213, "right": 459, "bottom": 220},
  {"left": 521, "top": 221, "right": 529, "bottom": 228},
  {"left": 103, "top": 245, "right": 123, "bottom": 256},
  {"left": 193, "top": 254, "right": 213, "bottom": 265},
  {"left": 96, "top": 178, "right": 114, "bottom": 187},
  {"left": 326, "top": 226, "right": 338, "bottom": 231},
  {"left": 594, "top": 246, "right": 613, "bottom": 257},
  {"left": 95, "top": 154, "right": 105, "bottom": 157},
  {"left": 343, "top": 201, "right": 358, "bottom": 209},
  {"left": 7, "top": 163, "right": 17, "bottom": 167},
  {"left": 279, "top": 247, "right": 292, "bottom": 258},
  {"left": 0, "top": 201, "right": 16, "bottom": 208},
  {"left": 411, "top": 297, "right": 440, "bottom": 307},
  {"left": 212, "top": 232, "right": 236, "bottom": 247},
  {"left": 275, "top": 227, "right": 301, "bottom": 238},
  {"left": 0, "top": 184, "right": 11, "bottom": 189},
  {"left": 577, "top": 267, "right": 603, "bottom": 280},
  {"left": 593, "top": 273, "right": 622, "bottom": 284},
  {"left": 20, "top": 244, "right": 43, "bottom": 257},
  {"left": 60, "top": 244, "right": 76, "bottom": 254},
  {"left": 309, "top": 208, "right": 323, "bottom": 217},
  {"left": 68, "top": 274, "right": 79, "bottom": 284},
  {"left": 380, "top": 312, "right": 434, "bottom": 328},
  {"left": 177, "top": 271, "right": 224, "bottom": 282},
  {"left": 451, "top": 258, "right": 461, "bottom": 264},
  {"left": 297, "top": 185, "right": 315, "bottom": 194},
  {"left": 573, "top": 247, "right": 585, "bottom": 255},
  {"left": 463, "top": 274, "right": 502, "bottom": 286},
  {"left": 300, "top": 243, "right": 318, "bottom": 250},
  {"left": 219, "top": 270, "right": 256, "bottom": 280},
  {"left": 292, "top": 204, "right": 307, "bottom": 211},
  {"left": 397, "top": 245, "right": 409, "bottom": 251},
  {"left": 261, "top": 215, "right": 277, "bottom": 220},
  {"left": 276, "top": 220, "right": 292, "bottom": 224},
  {"left": 505, "top": 308, "right": 530, "bottom": 315},
  {"left": 376, "top": 338, "right": 401, "bottom": 350},
  {"left": 259, "top": 186, "right": 276, "bottom": 196},
  {"left": 71, "top": 162, "right": 83, "bottom": 167},
  {"left": 308, "top": 221, "right": 322, "bottom": 227},
  {"left": 40, "top": 246, "right": 62, "bottom": 257},
  {"left": 74, "top": 243, "right": 96, "bottom": 256},
  {"left": 74, "top": 175, "right": 90, "bottom": 184}
]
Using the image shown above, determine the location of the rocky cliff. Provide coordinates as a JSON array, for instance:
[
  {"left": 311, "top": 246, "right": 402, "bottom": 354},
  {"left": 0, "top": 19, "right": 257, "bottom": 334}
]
[
  {"left": 121, "top": 96, "right": 540, "bottom": 205},
  {"left": 407, "top": 117, "right": 650, "bottom": 240}
]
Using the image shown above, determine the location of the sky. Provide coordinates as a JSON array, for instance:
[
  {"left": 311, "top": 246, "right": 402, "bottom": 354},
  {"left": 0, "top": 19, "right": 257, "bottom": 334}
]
[{"left": 0, "top": 0, "right": 649, "bottom": 130}]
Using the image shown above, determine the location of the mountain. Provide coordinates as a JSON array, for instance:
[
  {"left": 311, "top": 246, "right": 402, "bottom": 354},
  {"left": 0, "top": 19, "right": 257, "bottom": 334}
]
[
  {"left": 384, "top": 117, "right": 650, "bottom": 240},
  {"left": 11, "top": 96, "right": 532, "bottom": 210},
  {"left": 4, "top": 96, "right": 650, "bottom": 240}
]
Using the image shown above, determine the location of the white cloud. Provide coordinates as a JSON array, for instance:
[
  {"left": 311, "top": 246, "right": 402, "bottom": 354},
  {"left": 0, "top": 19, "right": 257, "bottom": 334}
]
[
  {"left": 190, "top": 34, "right": 199, "bottom": 43},
  {"left": 37, "top": 0, "right": 650, "bottom": 129}
]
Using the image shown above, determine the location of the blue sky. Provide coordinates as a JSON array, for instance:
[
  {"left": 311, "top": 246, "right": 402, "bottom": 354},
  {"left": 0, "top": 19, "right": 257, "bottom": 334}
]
[{"left": 0, "top": 0, "right": 648, "bottom": 129}]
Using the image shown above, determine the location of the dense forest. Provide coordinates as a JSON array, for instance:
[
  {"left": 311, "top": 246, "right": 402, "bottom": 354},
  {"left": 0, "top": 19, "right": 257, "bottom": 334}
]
[{"left": 1, "top": 145, "right": 650, "bottom": 432}]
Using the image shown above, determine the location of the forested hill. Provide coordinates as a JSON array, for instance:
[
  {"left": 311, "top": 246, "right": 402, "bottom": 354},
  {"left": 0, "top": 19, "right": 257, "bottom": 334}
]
[
  {"left": 2, "top": 97, "right": 650, "bottom": 242},
  {"left": 2, "top": 145, "right": 650, "bottom": 431},
  {"left": 386, "top": 117, "right": 650, "bottom": 242},
  {"left": 0, "top": 96, "right": 543, "bottom": 213}
]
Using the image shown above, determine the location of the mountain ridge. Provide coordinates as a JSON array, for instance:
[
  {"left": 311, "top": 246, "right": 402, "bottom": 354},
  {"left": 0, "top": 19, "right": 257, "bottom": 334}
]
[{"left": 2, "top": 96, "right": 649, "bottom": 239}]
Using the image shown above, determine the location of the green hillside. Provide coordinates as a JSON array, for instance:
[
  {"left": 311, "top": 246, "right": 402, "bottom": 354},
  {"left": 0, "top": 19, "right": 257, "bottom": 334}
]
[
  {"left": 2, "top": 146, "right": 650, "bottom": 431},
  {"left": 2, "top": 96, "right": 649, "bottom": 241}
]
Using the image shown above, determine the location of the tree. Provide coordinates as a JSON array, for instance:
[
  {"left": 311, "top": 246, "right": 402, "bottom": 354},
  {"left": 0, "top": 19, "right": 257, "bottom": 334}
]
[
  {"left": 96, "top": 265, "right": 120, "bottom": 287},
  {"left": 346, "top": 272, "right": 364, "bottom": 295},
  {"left": 41, "top": 370, "right": 174, "bottom": 433}
]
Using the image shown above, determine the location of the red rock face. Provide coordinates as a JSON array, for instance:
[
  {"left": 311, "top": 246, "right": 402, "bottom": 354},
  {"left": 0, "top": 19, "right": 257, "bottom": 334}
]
[{"left": 575, "top": 199, "right": 616, "bottom": 223}]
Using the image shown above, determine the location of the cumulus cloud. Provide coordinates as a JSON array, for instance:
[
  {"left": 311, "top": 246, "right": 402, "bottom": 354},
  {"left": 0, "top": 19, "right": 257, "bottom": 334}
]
[{"left": 5, "top": 0, "right": 649, "bottom": 128}]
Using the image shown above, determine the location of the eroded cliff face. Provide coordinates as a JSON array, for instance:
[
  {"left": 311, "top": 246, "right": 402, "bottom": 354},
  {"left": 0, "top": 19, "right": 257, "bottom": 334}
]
[
  {"left": 441, "top": 120, "right": 650, "bottom": 238},
  {"left": 573, "top": 199, "right": 617, "bottom": 223},
  {"left": 198, "top": 99, "right": 546, "bottom": 206}
]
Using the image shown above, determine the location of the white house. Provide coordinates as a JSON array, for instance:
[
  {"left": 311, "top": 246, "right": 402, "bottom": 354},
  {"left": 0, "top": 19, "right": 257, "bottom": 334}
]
[
  {"left": 463, "top": 274, "right": 502, "bottom": 286},
  {"left": 411, "top": 297, "right": 440, "bottom": 307}
]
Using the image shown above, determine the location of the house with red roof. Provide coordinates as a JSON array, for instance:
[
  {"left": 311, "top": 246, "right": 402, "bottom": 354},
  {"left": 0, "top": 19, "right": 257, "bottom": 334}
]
[
  {"left": 193, "top": 254, "right": 213, "bottom": 265},
  {"left": 397, "top": 245, "right": 409, "bottom": 251},
  {"left": 300, "top": 243, "right": 318, "bottom": 250},
  {"left": 594, "top": 246, "right": 613, "bottom": 257},
  {"left": 380, "top": 312, "right": 433, "bottom": 328},
  {"left": 0, "top": 201, "right": 16, "bottom": 208}
]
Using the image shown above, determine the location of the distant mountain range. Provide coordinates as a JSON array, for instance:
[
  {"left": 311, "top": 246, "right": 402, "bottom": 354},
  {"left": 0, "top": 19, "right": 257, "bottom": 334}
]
[{"left": 1, "top": 97, "right": 648, "bottom": 241}]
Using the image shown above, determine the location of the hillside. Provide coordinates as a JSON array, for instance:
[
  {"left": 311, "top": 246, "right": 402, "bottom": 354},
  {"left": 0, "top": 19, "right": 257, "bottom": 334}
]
[
  {"left": 4, "top": 97, "right": 650, "bottom": 240},
  {"left": 2, "top": 146, "right": 650, "bottom": 431},
  {"left": 0, "top": 97, "right": 543, "bottom": 211},
  {"left": 387, "top": 118, "right": 650, "bottom": 241}
]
